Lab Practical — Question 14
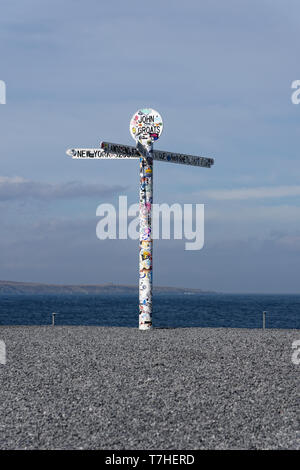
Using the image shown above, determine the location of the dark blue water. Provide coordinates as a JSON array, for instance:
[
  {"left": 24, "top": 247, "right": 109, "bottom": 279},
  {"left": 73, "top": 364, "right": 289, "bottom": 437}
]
[{"left": 0, "top": 293, "right": 299, "bottom": 329}]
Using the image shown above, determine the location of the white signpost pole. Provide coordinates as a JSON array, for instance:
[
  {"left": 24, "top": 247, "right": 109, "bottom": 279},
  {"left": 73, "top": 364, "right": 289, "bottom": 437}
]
[
  {"left": 66, "top": 108, "right": 214, "bottom": 330},
  {"left": 138, "top": 139, "right": 154, "bottom": 329},
  {"left": 130, "top": 109, "right": 163, "bottom": 330}
]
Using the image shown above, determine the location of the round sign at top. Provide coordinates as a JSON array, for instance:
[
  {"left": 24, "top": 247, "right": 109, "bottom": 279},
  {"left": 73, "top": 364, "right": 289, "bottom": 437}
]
[{"left": 130, "top": 108, "right": 163, "bottom": 142}]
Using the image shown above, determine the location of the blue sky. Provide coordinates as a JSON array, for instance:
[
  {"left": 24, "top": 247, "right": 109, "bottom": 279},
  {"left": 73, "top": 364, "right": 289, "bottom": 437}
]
[{"left": 1, "top": 0, "right": 300, "bottom": 292}]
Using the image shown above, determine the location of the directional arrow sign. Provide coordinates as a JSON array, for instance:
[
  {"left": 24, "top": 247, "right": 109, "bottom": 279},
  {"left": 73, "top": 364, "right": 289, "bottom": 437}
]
[
  {"left": 66, "top": 147, "right": 139, "bottom": 159},
  {"left": 66, "top": 142, "right": 214, "bottom": 168},
  {"left": 104, "top": 141, "right": 214, "bottom": 168},
  {"left": 153, "top": 148, "right": 214, "bottom": 168},
  {"left": 136, "top": 141, "right": 214, "bottom": 168}
]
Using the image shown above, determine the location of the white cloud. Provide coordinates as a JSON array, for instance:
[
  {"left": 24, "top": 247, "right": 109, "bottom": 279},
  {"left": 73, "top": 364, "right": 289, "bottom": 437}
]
[
  {"left": 199, "top": 185, "right": 300, "bottom": 200},
  {"left": 0, "top": 175, "right": 127, "bottom": 201},
  {"left": 0, "top": 176, "right": 25, "bottom": 183}
]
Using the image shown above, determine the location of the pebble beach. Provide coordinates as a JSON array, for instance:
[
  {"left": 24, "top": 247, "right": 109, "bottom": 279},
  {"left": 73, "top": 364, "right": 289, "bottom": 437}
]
[{"left": 0, "top": 326, "right": 299, "bottom": 450}]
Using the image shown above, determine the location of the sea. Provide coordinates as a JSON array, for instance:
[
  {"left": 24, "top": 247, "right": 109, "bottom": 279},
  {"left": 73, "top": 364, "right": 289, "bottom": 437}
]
[{"left": 0, "top": 293, "right": 299, "bottom": 329}]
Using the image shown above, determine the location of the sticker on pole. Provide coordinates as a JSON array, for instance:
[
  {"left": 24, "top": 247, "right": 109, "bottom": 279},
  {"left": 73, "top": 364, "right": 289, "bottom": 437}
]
[{"left": 130, "top": 108, "right": 163, "bottom": 142}]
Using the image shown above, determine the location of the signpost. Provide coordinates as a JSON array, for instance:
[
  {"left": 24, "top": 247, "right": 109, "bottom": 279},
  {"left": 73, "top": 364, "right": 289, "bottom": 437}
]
[{"left": 66, "top": 108, "right": 214, "bottom": 330}]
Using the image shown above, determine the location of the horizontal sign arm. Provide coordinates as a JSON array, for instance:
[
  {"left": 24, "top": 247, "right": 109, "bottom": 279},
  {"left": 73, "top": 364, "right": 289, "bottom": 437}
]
[
  {"left": 105, "top": 141, "right": 215, "bottom": 168},
  {"left": 153, "top": 148, "right": 214, "bottom": 168},
  {"left": 66, "top": 147, "right": 139, "bottom": 159},
  {"left": 66, "top": 141, "right": 214, "bottom": 168}
]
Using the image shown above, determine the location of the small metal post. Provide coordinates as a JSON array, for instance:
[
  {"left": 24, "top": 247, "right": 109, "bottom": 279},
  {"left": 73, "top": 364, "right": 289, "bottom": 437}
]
[
  {"left": 52, "top": 312, "right": 56, "bottom": 326},
  {"left": 262, "top": 311, "right": 266, "bottom": 330}
]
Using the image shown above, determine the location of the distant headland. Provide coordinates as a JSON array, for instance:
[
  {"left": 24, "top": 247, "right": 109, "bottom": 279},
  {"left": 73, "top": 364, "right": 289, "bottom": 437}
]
[{"left": 0, "top": 280, "right": 214, "bottom": 296}]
